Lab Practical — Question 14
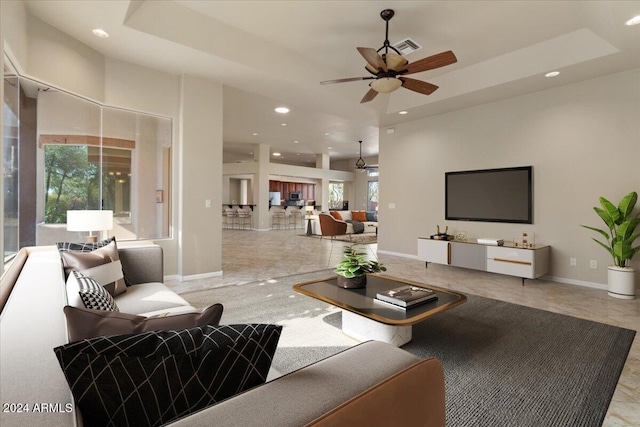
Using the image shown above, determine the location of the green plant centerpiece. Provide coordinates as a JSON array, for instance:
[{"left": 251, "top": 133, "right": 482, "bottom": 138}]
[
  {"left": 335, "top": 245, "right": 386, "bottom": 289},
  {"left": 581, "top": 191, "right": 639, "bottom": 299}
]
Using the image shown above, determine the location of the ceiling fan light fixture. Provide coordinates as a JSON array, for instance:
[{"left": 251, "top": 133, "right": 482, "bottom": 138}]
[
  {"left": 370, "top": 77, "right": 402, "bottom": 93},
  {"left": 384, "top": 52, "right": 408, "bottom": 71},
  {"left": 365, "top": 63, "right": 378, "bottom": 74}
]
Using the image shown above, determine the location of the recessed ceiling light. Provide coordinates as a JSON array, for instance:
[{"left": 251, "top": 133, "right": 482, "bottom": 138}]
[
  {"left": 281, "top": 123, "right": 287, "bottom": 126},
  {"left": 252, "top": 132, "right": 258, "bottom": 136},
  {"left": 296, "top": 153, "right": 300, "bottom": 156},
  {"left": 545, "top": 71, "right": 560, "bottom": 78},
  {"left": 327, "top": 147, "right": 332, "bottom": 150},
  {"left": 324, "top": 132, "right": 330, "bottom": 136},
  {"left": 92, "top": 28, "right": 109, "bottom": 38},
  {"left": 249, "top": 152, "right": 253, "bottom": 155},
  {"left": 293, "top": 140, "right": 299, "bottom": 143},
  {"left": 275, "top": 107, "right": 290, "bottom": 114},
  {"left": 626, "top": 15, "right": 640, "bottom": 26},
  {"left": 273, "top": 152, "right": 281, "bottom": 157},
  {"left": 399, "top": 111, "right": 408, "bottom": 115}
]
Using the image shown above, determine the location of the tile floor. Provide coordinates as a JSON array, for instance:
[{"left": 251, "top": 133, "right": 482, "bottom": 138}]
[{"left": 167, "top": 228, "right": 640, "bottom": 426}]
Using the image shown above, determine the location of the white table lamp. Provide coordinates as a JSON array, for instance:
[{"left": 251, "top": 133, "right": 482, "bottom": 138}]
[
  {"left": 67, "top": 210, "right": 113, "bottom": 242},
  {"left": 305, "top": 205, "right": 314, "bottom": 217}
]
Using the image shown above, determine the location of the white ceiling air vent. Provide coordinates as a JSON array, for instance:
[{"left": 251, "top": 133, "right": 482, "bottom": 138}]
[{"left": 392, "top": 38, "right": 422, "bottom": 55}]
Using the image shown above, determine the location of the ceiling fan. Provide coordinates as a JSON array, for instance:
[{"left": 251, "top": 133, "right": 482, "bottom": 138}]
[
  {"left": 320, "top": 9, "right": 457, "bottom": 103},
  {"left": 355, "top": 140, "right": 377, "bottom": 171}
]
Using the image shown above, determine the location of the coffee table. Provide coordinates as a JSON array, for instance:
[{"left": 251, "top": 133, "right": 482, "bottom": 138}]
[{"left": 293, "top": 274, "right": 466, "bottom": 347}]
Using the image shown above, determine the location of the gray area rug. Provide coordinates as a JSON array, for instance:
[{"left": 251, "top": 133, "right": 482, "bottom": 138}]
[{"left": 181, "top": 270, "right": 635, "bottom": 427}]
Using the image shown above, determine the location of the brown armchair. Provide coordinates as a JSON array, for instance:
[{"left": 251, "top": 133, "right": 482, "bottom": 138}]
[{"left": 318, "top": 213, "right": 349, "bottom": 239}]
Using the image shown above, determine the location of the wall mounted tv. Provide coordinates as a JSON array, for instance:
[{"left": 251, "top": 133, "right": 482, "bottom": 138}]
[{"left": 445, "top": 166, "right": 533, "bottom": 224}]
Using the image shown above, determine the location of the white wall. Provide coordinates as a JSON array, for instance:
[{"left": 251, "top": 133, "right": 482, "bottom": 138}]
[
  {"left": 379, "top": 69, "right": 640, "bottom": 287},
  {"left": 1, "top": 0, "right": 28, "bottom": 71},
  {"left": 27, "top": 15, "right": 104, "bottom": 101}
]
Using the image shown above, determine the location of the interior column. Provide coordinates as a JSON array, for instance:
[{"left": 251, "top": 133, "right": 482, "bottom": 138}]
[
  {"left": 253, "top": 144, "right": 270, "bottom": 230},
  {"left": 178, "top": 75, "right": 222, "bottom": 278},
  {"left": 316, "top": 153, "right": 330, "bottom": 211}
]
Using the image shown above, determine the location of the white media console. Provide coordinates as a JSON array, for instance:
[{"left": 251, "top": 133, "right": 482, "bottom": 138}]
[{"left": 417, "top": 238, "right": 550, "bottom": 284}]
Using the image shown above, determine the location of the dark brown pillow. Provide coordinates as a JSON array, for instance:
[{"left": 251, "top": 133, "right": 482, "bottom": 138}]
[
  {"left": 59, "top": 239, "right": 127, "bottom": 297},
  {"left": 330, "top": 211, "right": 343, "bottom": 220},
  {"left": 63, "top": 304, "right": 224, "bottom": 342}
]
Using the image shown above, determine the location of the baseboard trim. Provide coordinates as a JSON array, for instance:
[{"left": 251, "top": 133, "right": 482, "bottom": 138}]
[
  {"left": 541, "top": 275, "right": 606, "bottom": 290},
  {"left": 377, "top": 249, "right": 419, "bottom": 260},
  {"left": 177, "top": 270, "right": 223, "bottom": 282},
  {"left": 164, "top": 274, "right": 179, "bottom": 281}
]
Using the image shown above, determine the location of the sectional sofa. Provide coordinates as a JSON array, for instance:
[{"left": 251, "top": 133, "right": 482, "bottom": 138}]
[
  {"left": 0, "top": 243, "right": 444, "bottom": 426},
  {"left": 311, "top": 210, "right": 378, "bottom": 236}
]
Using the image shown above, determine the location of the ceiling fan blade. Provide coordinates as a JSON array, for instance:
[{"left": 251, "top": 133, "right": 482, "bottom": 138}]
[
  {"left": 404, "top": 50, "right": 457, "bottom": 75},
  {"left": 399, "top": 77, "right": 439, "bottom": 95},
  {"left": 357, "top": 47, "right": 388, "bottom": 72},
  {"left": 360, "top": 88, "right": 379, "bottom": 103},
  {"left": 320, "top": 77, "right": 375, "bottom": 85}
]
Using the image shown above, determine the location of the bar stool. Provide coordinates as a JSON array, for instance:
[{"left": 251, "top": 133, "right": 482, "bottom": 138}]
[
  {"left": 223, "top": 207, "right": 237, "bottom": 229},
  {"left": 289, "top": 208, "right": 303, "bottom": 229},
  {"left": 236, "top": 207, "right": 252, "bottom": 230},
  {"left": 272, "top": 208, "right": 286, "bottom": 230}
]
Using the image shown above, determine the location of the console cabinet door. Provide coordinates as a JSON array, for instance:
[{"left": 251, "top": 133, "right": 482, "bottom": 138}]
[
  {"left": 417, "top": 239, "right": 450, "bottom": 265},
  {"left": 450, "top": 242, "right": 486, "bottom": 270},
  {"left": 486, "top": 246, "right": 535, "bottom": 278}
]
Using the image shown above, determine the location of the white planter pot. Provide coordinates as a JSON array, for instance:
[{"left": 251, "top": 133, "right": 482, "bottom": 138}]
[{"left": 607, "top": 266, "right": 636, "bottom": 300}]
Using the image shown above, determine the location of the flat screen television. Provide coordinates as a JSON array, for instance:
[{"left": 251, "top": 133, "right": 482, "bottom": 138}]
[{"left": 445, "top": 166, "right": 532, "bottom": 224}]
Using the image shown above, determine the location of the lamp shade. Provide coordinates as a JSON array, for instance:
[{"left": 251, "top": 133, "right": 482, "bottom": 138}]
[
  {"left": 67, "top": 210, "right": 113, "bottom": 232},
  {"left": 370, "top": 77, "right": 402, "bottom": 94},
  {"left": 305, "top": 206, "right": 314, "bottom": 214}
]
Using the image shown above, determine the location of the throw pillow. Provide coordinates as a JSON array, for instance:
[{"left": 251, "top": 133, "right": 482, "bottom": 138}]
[
  {"left": 57, "top": 236, "right": 132, "bottom": 287},
  {"left": 74, "top": 271, "right": 119, "bottom": 312},
  {"left": 64, "top": 304, "right": 224, "bottom": 342},
  {"left": 54, "top": 324, "right": 282, "bottom": 426},
  {"left": 352, "top": 211, "right": 367, "bottom": 222},
  {"left": 330, "top": 211, "right": 343, "bottom": 220},
  {"left": 366, "top": 211, "right": 378, "bottom": 222},
  {"left": 58, "top": 238, "right": 127, "bottom": 296}
]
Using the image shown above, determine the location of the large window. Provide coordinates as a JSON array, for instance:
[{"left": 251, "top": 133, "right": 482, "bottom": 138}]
[
  {"left": 3, "top": 74, "right": 19, "bottom": 260},
  {"left": 328, "top": 182, "right": 344, "bottom": 210},
  {"left": 367, "top": 180, "right": 378, "bottom": 212},
  {"left": 44, "top": 145, "right": 100, "bottom": 223},
  {"left": 3, "top": 75, "right": 173, "bottom": 251}
]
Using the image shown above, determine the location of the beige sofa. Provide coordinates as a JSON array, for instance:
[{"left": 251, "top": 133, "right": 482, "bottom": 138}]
[
  {"left": 0, "top": 244, "right": 444, "bottom": 427},
  {"left": 311, "top": 210, "right": 378, "bottom": 236}
]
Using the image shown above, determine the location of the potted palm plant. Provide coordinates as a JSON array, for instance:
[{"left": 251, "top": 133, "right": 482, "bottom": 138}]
[
  {"left": 582, "top": 191, "right": 639, "bottom": 299},
  {"left": 335, "top": 245, "right": 386, "bottom": 289}
]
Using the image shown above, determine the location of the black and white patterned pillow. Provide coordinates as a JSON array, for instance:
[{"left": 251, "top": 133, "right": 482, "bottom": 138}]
[
  {"left": 74, "top": 271, "right": 119, "bottom": 312},
  {"left": 54, "top": 324, "right": 282, "bottom": 426},
  {"left": 57, "top": 237, "right": 115, "bottom": 253}
]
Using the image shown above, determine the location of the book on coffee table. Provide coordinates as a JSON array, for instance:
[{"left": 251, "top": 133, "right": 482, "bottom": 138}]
[{"left": 376, "top": 285, "right": 438, "bottom": 308}]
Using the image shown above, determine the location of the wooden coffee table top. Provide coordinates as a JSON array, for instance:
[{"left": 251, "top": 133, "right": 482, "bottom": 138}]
[{"left": 293, "top": 274, "right": 467, "bottom": 326}]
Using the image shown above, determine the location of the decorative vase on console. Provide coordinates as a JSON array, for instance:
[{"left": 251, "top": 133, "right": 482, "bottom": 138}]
[
  {"left": 582, "top": 191, "right": 639, "bottom": 300},
  {"left": 334, "top": 245, "right": 386, "bottom": 289}
]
